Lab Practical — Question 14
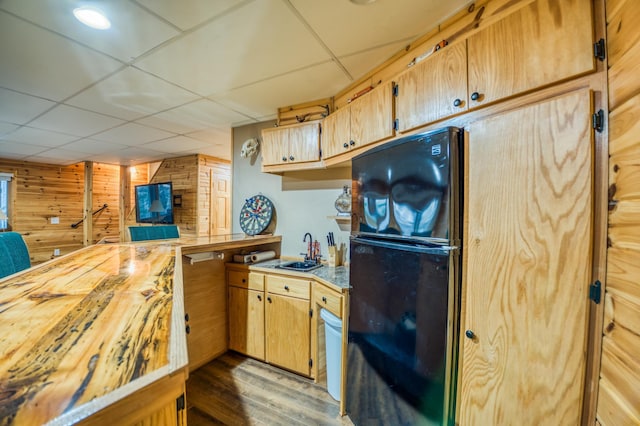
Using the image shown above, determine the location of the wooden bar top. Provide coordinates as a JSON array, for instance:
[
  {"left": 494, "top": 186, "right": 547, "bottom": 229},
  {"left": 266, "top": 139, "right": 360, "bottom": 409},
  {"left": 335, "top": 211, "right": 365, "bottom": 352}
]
[{"left": 0, "top": 234, "right": 280, "bottom": 426}]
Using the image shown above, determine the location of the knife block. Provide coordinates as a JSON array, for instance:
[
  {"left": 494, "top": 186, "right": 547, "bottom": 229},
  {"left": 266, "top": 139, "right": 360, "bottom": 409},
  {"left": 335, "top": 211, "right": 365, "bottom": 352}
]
[{"left": 328, "top": 243, "right": 344, "bottom": 267}]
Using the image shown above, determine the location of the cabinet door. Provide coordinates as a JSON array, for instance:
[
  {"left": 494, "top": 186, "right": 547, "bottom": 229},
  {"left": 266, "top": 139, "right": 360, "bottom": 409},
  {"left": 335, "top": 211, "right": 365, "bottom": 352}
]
[
  {"left": 467, "top": 0, "right": 594, "bottom": 107},
  {"left": 261, "top": 127, "right": 287, "bottom": 166},
  {"left": 288, "top": 121, "right": 320, "bottom": 163},
  {"left": 265, "top": 293, "right": 310, "bottom": 376},
  {"left": 459, "top": 89, "right": 593, "bottom": 424},
  {"left": 395, "top": 42, "right": 467, "bottom": 132},
  {"left": 322, "top": 106, "right": 351, "bottom": 159},
  {"left": 228, "top": 286, "right": 265, "bottom": 360},
  {"left": 183, "top": 259, "right": 227, "bottom": 371},
  {"left": 350, "top": 82, "right": 394, "bottom": 150}
]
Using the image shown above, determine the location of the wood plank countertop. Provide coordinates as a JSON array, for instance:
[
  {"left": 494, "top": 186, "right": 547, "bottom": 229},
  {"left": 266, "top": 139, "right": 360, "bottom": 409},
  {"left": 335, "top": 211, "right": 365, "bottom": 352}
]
[{"left": 0, "top": 233, "right": 281, "bottom": 426}]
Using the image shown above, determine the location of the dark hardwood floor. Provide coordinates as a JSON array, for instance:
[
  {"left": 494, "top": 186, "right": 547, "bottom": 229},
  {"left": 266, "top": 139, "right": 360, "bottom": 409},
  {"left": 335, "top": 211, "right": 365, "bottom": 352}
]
[{"left": 186, "top": 352, "right": 354, "bottom": 426}]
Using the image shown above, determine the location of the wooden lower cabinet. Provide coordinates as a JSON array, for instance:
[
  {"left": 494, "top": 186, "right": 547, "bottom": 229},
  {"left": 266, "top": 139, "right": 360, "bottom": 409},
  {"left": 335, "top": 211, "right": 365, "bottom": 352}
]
[
  {"left": 182, "top": 256, "right": 227, "bottom": 372},
  {"left": 228, "top": 284, "right": 265, "bottom": 360},
  {"left": 458, "top": 89, "right": 594, "bottom": 424},
  {"left": 265, "top": 274, "right": 312, "bottom": 376}
]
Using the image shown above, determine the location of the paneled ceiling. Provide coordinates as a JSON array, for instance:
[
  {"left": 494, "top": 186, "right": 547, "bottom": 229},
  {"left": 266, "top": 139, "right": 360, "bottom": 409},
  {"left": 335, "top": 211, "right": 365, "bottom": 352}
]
[{"left": 0, "top": 0, "right": 467, "bottom": 165}]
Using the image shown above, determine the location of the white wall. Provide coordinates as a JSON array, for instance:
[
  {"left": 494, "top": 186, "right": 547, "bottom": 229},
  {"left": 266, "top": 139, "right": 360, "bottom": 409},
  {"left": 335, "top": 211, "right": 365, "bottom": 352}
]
[{"left": 232, "top": 121, "right": 351, "bottom": 261}]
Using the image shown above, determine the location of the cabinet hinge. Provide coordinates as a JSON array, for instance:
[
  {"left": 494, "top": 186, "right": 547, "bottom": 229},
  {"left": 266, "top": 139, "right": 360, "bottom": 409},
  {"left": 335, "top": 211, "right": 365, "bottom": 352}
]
[
  {"left": 589, "top": 280, "right": 601, "bottom": 304},
  {"left": 392, "top": 83, "right": 399, "bottom": 97},
  {"left": 309, "top": 309, "right": 313, "bottom": 318},
  {"left": 176, "top": 393, "right": 185, "bottom": 411},
  {"left": 393, "top": 118, "right": 399, "bottom": 131},
  {"left": 593, "top": 38, "right": 606, "bottom": 61},
  {"left": 592, "top": 109, "right": 604, "bottom": 133},
  {"left": 309, "top": 358, "right": 313, "bottom": 368}
]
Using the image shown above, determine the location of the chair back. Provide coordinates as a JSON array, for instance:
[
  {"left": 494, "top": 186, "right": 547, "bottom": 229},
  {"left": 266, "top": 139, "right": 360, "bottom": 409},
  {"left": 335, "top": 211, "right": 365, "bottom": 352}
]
[
  {"left": 0, "top": 232, "right": 31, "bottom": 278},
  {"left": 129, "top": 225, "right": 180, "bottom": 242}
]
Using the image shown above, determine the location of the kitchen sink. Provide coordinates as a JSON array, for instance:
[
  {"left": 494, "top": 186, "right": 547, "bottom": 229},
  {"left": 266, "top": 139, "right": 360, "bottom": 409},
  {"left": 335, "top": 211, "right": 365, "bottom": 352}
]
[{"left": 276, "top": 260, "right": 323, "bottom": 272}]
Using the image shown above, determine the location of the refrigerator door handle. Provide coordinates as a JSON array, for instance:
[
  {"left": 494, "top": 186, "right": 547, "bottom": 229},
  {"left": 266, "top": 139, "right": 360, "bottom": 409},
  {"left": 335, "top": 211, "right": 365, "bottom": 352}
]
[{"left": 351, "top": 235, "right": 458, "bottom": 254}]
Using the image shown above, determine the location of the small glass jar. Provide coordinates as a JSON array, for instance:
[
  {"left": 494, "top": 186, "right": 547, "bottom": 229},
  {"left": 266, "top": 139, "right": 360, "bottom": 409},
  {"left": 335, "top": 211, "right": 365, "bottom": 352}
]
[{"left": 334, "top": 185, "right": 351, "bottom": 215}]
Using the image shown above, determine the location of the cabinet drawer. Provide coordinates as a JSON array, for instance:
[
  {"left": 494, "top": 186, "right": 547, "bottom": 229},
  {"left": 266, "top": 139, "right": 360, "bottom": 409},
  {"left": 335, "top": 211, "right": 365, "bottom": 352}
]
[
  {"left": 314, "top": 284, "right": 342, "bottom": 318},
  {"left": 229, "top": 270, "right": 264, "bottom": 291},
  {"left": 266, "top": 275, "right": 311, "bottom": 300}
]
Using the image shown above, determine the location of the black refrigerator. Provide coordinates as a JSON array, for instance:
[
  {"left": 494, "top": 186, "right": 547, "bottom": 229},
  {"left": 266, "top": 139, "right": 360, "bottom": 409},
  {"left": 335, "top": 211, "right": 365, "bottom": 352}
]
[{"left": 347, "top": 127, "right": 462, "bottom": 425}]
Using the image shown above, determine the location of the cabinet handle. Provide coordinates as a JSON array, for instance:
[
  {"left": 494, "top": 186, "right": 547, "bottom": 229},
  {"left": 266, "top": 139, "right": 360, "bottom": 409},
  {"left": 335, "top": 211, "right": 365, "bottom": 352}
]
[
  {"left": 185, "top": 325, "right": 191, "bottom": 334},
  {"left": 349, "top": 140, "right": 356, "bottom": 146},
  {"left": 453, "top": 98, "right": 462, "bottom": 107},
  {"left": 465, "top": 329, "right": 476, "bottom": 339},
  {"left": 257, "top": 294, "right": 262, "bottom": 301},
  {"left": 282, "top": 156, "right": 287, "bottom": 161},
  {"left": 242, "top": 278, "right": 246, "bottom": 283},
  {"left": 470, "top": 92, "right": 480, "bottom": 101},
  {"left": 343, "top": 142, "right": 349, "bottom": 149},
  {"left": 322, "top": 296, "right": 327, "bottom": 303},
  {"left": 184, "top": 313, "right": 189, "bottom": 322},
  {"left": 289, "top": 155, "right": 295, "bottom": 161},
  {"left": 267, "top": 296, "right": 272, "bottom": 303},
  {"left": 284, "top": 285, "right": 290, "bottom": 291}
]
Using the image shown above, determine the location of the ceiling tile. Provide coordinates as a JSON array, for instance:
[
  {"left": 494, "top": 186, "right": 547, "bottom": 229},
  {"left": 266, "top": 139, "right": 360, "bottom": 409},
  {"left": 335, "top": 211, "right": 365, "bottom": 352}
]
[
  {"left": 91, "top": 122, "right": 175, "bottom": 145},
  {"left": 0, "top": 11, "right": 123, "bottom": 101},
  {"left": 0, "top": 0, "right": 180, "bottom": 62},
  {"left": 136, "top": 99, "right": 250, "bottom": 134},
  {"left": 28, "top": 105, "right": 125, "bottom": 137},
  {"left": 134, "top": 0, "right": 243, "bottom": 31},
  {"left": 0, "top": 122, "right": 20, "bottom": 139},
  {"left": 290, "top": 0, "right": 468, "bottom": 57},
  {"left": 186, "top": 127, "right": 232, "bottom": 145},
  {"left": 135, "top": 0, "right": 331, "bottom": 96},
  {"left": 211, "top": 61, "right": 351, "bottom": 119},
  {"left": 106, "top": 146, "right": 167, "bottom": 164},
  {"left": 339, "top": 40, "right": 411, "bottom": 82},
  {"left": 66, "top": 67, "right": 200, "bottom": 121},
  {"left": 0, "top": 139, "right": 49, "bottom": 156},
  {"left": 24, "top": 147, "right": 87, "bottom": 163},
  {"left": 142, "top": 135, "right": 213, "bottom": 153},
  {"left": 0, "top": 88, "right": 56, "bottom": 125},
  {"left": 61, "top": 138, "right": 129, "bottom": 155},
  {"left": 1, "top": 126, "right": 78, "bottom": 147}
]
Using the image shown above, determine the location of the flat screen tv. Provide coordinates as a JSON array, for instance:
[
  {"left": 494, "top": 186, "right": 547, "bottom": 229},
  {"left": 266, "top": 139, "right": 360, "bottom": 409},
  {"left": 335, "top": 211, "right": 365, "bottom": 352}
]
[{"left": 134, "top": 182, "right": 174, "bottom": 224}]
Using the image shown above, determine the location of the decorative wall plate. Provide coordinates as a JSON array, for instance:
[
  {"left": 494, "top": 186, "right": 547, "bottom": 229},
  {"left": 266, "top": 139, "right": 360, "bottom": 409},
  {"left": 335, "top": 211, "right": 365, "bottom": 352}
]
[{"left": 239, "top": 194, "right": 274, "bottom": 236}]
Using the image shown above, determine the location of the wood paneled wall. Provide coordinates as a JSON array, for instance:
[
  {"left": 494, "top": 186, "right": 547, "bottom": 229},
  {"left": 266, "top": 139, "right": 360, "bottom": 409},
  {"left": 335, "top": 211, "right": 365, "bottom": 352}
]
[
  {"left": 600, "top": 0, "right": 640, "bottom": 424},
  {"left": 0, "top": 159, "right": 131, "bottom": 263},
  {"left": 149, "top": 154, "right": 230, "bottom": 237}
]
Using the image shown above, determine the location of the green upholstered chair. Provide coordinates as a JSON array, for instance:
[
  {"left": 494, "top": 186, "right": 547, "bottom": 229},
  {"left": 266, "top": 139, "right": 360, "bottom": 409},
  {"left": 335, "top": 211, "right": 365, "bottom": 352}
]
[
  {"left": 128, "top": 225, "right": 180, "bottom": 242},
  {"left": 0, "top": 232, "right": 31, "bottom": 279}
]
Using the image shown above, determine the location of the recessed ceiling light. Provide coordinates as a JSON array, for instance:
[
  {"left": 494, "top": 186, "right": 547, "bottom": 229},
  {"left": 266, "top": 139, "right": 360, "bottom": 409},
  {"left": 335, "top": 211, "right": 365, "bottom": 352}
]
[{"left": 73, "top": 6, "right": 111, "bottom": 30}]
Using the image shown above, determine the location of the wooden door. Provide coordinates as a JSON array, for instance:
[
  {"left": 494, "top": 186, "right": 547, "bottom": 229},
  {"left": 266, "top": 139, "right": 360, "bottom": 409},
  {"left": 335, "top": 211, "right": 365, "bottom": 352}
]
[
  {"left": 396, "top": 41, "right": 468, "bottom": 132},
  {"left": 458, "top": 89, "right": 593, "bottom": 424},
  {"left": 228, "top": 286, "right": 265, "bottom": 360},
  {"left": 210, "top": 168, "right": 230, "bottom": 236},
  {"left": 288, "top": 122, "right": 320, "bottom": 163},
  {"left": 350, "top": 82, "right": 394, "bottom": 150},
  {"left": 260, "top": 127, "right": 288, "bottom": 166},
  {"left": 322, "top": 106, "right": 351, "bottom": 159},
  {"left": 467, "top": 0, "right": 594, "bottom": 107},
  {"left": 265, "top": 293, "right": 310, "bottom": 376}
]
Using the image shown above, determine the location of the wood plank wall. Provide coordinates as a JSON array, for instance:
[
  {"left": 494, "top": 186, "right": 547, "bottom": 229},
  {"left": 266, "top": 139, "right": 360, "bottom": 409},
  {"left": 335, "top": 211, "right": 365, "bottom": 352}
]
[
  {"left": 148, "top": 154, "right": 230, "bottom": 237},
  {"left": 600, "top": 0, "right": 640, "bottom": 424},
  {"left": 150, "top": 155, "right": 199, "bottom": 237}
]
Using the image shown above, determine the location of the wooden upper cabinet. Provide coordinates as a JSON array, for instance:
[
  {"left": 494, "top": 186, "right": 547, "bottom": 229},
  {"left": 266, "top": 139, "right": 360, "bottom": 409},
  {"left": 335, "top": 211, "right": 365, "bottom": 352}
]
[
  {"left": 395, "top": 41, "right": 468, "bottom": 133},
  {"left": 322, "top": 82, "right": 394, "bottom": 160},
  {"left": 261, "top": 121, "right": 321, "bottom": 167},
  {"left": 467, "top": 0, "right": 594, "bottom": 107}
]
